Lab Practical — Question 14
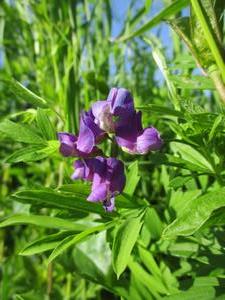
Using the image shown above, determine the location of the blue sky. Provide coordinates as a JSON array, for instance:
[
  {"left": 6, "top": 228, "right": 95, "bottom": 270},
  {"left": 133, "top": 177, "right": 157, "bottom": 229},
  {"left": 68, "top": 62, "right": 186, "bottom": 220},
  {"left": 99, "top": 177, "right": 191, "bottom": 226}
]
[
  {"left": 110, "top": 0, "right": 190, "bottom": 82},
  {"left": 110, "top": 0, "right": 190, "bottom": 53}
]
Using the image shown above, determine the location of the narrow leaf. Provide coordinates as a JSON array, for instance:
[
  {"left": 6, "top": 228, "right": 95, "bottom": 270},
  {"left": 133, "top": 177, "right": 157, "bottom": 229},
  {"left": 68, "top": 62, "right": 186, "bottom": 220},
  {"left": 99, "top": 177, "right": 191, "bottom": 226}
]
[
  {"left": 0, "top": 214, "right": 87, "bottom": 231},
  {"left": 36, "top": 108, "right": 56, "bottom": 140},
  {"left": 124, "top": 161, "right": 141, "bottom": 196},
  {"left": 20, "top": 231, "right": 76, "bottom": 256},
  {"left": 0, "top": 119, "right": 45, "bottom": 144},
  {"left": 137, "top": 104, "right": 184, "bottom": 118},
  {"left": 170, "top": 142, "right": 213, "bottom": 173},
  {"left": 11, "top": 188, "right": 113, "bottom": 217},
  {"left": 48, "top": 221, "right": 115, "bottom": 263},
  {"left": 129, "top": 260, "right": 168, "bottom": 295},
  {"left": 116, "top": 0, "right": 189, "bottom": 42},
  {"left": 112, "top": 210, "right": 145, "bottom": 278},
  {"left": 1, "top": 78, "right": 48, "bottom": 108},
  {"left": 5, "top": 141, "right": 59, "bottom": 163}
]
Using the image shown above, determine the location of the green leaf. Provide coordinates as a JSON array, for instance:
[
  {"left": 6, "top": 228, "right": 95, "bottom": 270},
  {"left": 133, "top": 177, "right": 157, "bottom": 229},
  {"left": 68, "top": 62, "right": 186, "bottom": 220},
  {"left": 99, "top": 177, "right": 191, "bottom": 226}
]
[
  {"left": 144, "top": 37, "right": 180, "bottom": 110},
  {"left": 116, "top": 0, "right": 189, "bottom": 42},
  {"left": 0, "top": 214, "right": 87, "bottom": 231},
  {"left": 59, "top": 183, "right": 91, "bottom": 195},
  {"left": 5, "top": 141, "right": 59, "bottom": 163},
  {"left": 138, "top": 246, "right": 162, "bottom": 279},
  {"left": 144, "top": 207, "right": 163, "bottom": 240},
  {"left": 137, "top": 104, "right": 184, "bottom": 118},
  {"left": 48, "top": 221, "right": 115, "bottom": 263},
  {"left": 72, "top": 234, "right": 129, "bottom": 299},
  {"left": 148, "top": 153, "right": 212, "bottom": 173},
  {"left": 163, "top": 187, "right": 225, "bottom": 239},
  {"left": 129, "top": 260, "right": 168, "bottom": 296},
  {"left": 73, "top": 244, "right": 107, "bottom": 285},
  {"left": 168, "top": 17, "right": 202, "bottom": 68},
  {"left": 11, "top": 188, "right": 114, "bottom": 217},
  {"left": 36, "top": 108, "right": 56, "bottom": 140},
  {"left": 208, "top": 114, "right": 224, "bottom": 142},
  {"left": 0, "top": 119, "right": 45, "bottom": 144},
  {"left": 145, "top": 0, "right": 152, "bottom": 12},
  {"left": 163, "top": 286, "right": 215, "bottom": 300},
  {"left": 130, "top": 274, "right": 154, "bottom": 300},
  {"left": 200, "top": 207, "right": 225, "bottom": 228},
  {"left": 169, "top": 190, "right": 201, "bottom": 217},
  {"left": 170, "top": 142, "right": 213, "bottom": 173},
  {"left": 169, "top": 75, "right": 215, "bottom": 90},
  {"left": 167, "top": 241, "right": 199, "bottom": 258},
  {"left": 60, "top": 183, "right": 140, "bottom": 209},
  {"left": 0, "top": 78, "right": 48, "bottom": 108},
  {"left": 124, "top": 161, "right": 141, "bottom": 196},
  {"left": 84, "top": 71, "right": 109, "bottom": 94},
  {"left": 19, "top": 231, "right": 76, "bottom": 256},
  {"left": 193, "top": 276, "right": 219, "bottom": 287},
  {"left": 169, "top": 176, "right": 193, "bottom": 189},
  {"left": 5, "top": 145, "right": 47, "bottom": 163},
  {"left": 190, "top": 0, "right": 225, "bottom": 80},
  {"left": 112, "top": 210, "right": 145, "bottom": 278}
]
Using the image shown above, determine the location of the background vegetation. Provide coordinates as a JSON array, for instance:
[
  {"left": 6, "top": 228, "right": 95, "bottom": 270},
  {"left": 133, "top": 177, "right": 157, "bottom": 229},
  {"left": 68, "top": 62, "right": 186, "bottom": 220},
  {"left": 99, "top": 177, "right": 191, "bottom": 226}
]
[{"left": 0, "top": 0, "right": 225, "bottom": 299}]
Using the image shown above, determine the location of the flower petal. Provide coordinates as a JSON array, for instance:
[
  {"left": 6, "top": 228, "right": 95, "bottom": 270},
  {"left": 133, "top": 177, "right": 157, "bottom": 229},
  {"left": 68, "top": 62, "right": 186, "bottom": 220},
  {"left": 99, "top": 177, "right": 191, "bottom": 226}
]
[
  {"left": 92, "top": 101, "right": 108, "bottom": 120},
  {"left": 92, "top": 101, "right": 115, "bottom": 132},
  {"left": 103, "top": 197, "right": 115, "bottom": 212},
  {"left": 115, "top": 111, "right": 142, "bottom": 152},
  {"left": 77, "top": 114, "right": 95, "bottom": 153},
  {"left": 109, "top": 88, "right": 134, "bottom": 116},
  {"left": 106, "top": 158, "right": 126, "bottom": 193},
  {"left": 136, "top": 127, "right": 163, "bottom": 154},
  {"left": 71, "top": 160, "right": 85, "bottom": 180},
  {"left": 87, "top": 181, "right": 107, "bottom": 202},
  {"left": 58, "top": 132, "right": 77, "bottom": 156}
]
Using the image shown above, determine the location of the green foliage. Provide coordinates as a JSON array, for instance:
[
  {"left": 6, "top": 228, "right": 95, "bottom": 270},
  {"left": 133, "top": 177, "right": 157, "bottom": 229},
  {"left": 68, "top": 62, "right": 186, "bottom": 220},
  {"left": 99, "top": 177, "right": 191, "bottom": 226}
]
[
  {"left": 0, "top": 119, "right": 45, "bottom": 144},
  {"left": 1, "top": 0, "right": 225, "bottom": 299},
  {"left": 112, "top": 210, "right": 145, "bottom": 278},
  {"left": 163, "top": 187, "right": 225, "bottom": 239}
]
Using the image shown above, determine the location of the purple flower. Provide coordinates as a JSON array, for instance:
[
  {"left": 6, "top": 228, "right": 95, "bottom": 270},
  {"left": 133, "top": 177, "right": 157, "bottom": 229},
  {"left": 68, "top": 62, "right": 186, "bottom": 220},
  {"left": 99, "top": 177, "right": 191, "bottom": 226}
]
[
  {"left": 91, "top": 87, "right": 163, "bottom": 154},
  {"left": 58, "top": 132, "right": 102, "bottom": 158},
  {"left": 71, "top": 159, "right": 94, "bottom": 181},
  {"left": 115, "top": 111, "right": 163, "bottom": 154},
  {"left": 76, "top": 110, "right": 106, "bottom": 153},
  {"left": 71, "top": 157, "right": 126, "bottom": 212},
  {"left": 58, "top": 111, "right": 105, "bottom": 158},
  {"left": 92, "top": 88, "right": 134, "bottom": 132}
]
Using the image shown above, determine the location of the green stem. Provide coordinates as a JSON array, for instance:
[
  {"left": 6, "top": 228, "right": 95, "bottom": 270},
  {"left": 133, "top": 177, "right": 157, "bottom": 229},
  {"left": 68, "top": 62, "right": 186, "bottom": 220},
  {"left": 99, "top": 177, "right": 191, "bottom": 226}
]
[
  {"left": 209, "top": 69, "right": 225, "bottom": 104},
  {"left": 190, "top": 0, "right": 225, "bottom": 83}
]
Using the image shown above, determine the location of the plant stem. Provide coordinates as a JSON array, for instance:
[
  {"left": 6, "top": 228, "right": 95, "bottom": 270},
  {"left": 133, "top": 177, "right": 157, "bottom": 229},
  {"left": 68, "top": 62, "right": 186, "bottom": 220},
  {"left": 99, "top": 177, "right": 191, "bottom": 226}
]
[
  {"left": 209, "top": 69, "right": 225, "bottom": 104},
  {"left": 47, "top": 262, "right": 53, "bottom": 297},
  {"left": 190, "top": 0, "right": 225, "bottom": 83}
]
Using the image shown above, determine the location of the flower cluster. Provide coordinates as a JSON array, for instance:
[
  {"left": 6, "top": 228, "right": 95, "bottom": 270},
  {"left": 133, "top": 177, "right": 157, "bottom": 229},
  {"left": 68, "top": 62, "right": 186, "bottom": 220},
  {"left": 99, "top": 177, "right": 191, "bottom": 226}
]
[
  {"left": 58, "top": 88, "right": 162, "bottom": 211},
  {"left": 72, "top": 157, "right": 125, "bottom": 212}
]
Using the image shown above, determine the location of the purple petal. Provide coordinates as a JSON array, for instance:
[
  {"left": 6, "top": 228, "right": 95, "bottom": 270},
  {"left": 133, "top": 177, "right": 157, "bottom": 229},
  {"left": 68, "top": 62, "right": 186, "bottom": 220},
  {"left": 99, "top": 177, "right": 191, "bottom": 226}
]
[
  {"left": 107, "top": 87, "right": 118, "bottom": 102},
  {"left": 110, "top": 88, "right": 135, "bottom": 117},
  {"left": 103, "top": 197, "right": 115, "bottom": 212},
  {"left": 71, "top": 159, "right": 96, "bottom": 181},
  {"left": 92, "top": 101, "right": 115, "bottom": 132},
  {"left": 106, "top": 158, "right": 126, "bottom": 193},
  {"left": 58, "top": 132, "right": 77, "bottom": 157},
  {"left": 136, "top": 127, "right": 163, "bottom": 154},
  {"left": 71, "top": 160, "right": 85, "bottom": 180},
  {"left": 87, "top": 181, "right": 107, "bottom": 202},
  {"left": 115, "top": 111, "right": 141, "bottom": 152},
  {"left": 84, "top": 111, "right": 105, "bottom": 142},
  {"left": 77, "top": 114, "right": 95, "bottom": 153},
  {"left": 92, "top": 101, "right": 108, "bottom": 119}
]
